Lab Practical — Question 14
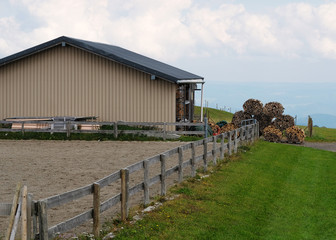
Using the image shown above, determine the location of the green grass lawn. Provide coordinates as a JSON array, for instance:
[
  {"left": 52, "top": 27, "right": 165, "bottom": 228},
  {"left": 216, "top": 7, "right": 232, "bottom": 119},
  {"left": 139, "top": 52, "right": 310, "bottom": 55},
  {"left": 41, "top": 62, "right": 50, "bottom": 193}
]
[
  {"left": 302, "top": 126, "right": 336, "bottom": 142},
  {"left": 111, "top": 141, "right": 336, "bottom": 240},
  {"left": 194, "top": 106, "right": 233, "bottom": 123}
]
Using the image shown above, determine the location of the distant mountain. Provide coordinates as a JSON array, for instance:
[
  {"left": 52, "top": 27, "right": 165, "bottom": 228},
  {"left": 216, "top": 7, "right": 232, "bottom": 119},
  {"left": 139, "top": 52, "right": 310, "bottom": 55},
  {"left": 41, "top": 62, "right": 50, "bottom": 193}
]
[{"left": 297, "top": 114, "right": 336, "bottom": 129}]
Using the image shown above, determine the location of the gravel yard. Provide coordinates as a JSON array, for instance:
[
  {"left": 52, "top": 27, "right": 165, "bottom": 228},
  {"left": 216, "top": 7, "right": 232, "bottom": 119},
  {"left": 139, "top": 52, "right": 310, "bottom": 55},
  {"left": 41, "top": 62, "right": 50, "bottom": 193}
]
[{"left": 0, "top": 140, "right": 187, "bottom": 236}]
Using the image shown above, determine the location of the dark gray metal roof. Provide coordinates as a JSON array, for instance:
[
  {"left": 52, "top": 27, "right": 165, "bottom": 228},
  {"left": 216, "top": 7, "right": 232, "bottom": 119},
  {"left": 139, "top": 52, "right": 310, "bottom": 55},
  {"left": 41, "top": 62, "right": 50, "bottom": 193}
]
[{"left": 0, "top": 36, "right": 204, "bottom": 83}]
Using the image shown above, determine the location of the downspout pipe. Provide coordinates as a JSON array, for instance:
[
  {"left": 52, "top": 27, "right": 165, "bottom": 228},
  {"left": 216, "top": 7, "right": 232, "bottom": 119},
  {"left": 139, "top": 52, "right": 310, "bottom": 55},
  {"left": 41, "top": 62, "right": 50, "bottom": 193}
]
[{"left": 201, "top": 83, "right": 204, "bottom": 122}]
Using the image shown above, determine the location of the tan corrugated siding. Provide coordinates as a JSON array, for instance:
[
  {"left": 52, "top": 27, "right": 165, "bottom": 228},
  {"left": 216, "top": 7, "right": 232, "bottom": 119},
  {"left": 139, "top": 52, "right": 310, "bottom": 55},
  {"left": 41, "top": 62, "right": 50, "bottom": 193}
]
[{"left": 0, "top": 45, "right": 176, "bottom": 122}]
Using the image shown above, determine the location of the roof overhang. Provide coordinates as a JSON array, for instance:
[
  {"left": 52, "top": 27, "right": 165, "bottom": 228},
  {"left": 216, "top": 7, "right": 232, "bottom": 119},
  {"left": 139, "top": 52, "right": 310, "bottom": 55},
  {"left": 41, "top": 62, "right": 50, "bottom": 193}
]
[{"left": 176, "top": 79, "right": 205, "bottom": 84}]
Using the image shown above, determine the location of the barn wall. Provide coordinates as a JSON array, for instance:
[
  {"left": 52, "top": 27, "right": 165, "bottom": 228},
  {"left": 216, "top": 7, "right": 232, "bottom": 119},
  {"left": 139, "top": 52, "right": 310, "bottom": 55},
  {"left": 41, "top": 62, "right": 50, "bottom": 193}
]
[{"left": 0, "top": 45, "right": 176, "bottom": 122}]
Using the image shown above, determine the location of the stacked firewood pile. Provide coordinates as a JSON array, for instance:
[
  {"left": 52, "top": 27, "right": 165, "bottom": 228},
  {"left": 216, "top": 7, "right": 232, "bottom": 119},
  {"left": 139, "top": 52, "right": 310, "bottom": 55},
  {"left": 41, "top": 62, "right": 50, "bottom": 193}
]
[
  {"left": 243, "top": 99, "right": 263, "bottom": 116},
  {"left": 272, "top": 115, "right": 295, "bottom": 131},
  {"left": 263, "top": 126, "right": 282, "bottom": 142},
  {"left": 232, "top": 111, "right": 252, "bottom": 127},
  {"left": 208, "top": 118, "right": 220, "bottom": 134},
  {"left": 285, "top": 126, "right": 305, "bottom": 143},
  {"left": 231, "top": 99, "right": 304, "bottom": 144},
  {"left": 263, "top": 102, "right": 284, "bottom": 118},
  {"left": 255, "top": 114, "right": 273, "bottom": 134},
  {"left": 220, "top": 123, "right": 237, "bottom": 134}
]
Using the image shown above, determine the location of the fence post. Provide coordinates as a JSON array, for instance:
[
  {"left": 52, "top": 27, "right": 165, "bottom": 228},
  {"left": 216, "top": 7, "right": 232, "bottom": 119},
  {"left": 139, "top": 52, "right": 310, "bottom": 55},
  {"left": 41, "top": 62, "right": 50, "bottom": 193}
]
[
  {"left": 178, "top": 147, "right": 183, "bottom": 183},
  {"left": 228, "top": 131, "right": 232, "bottom": 156},
  {"left": 220, "top": 133, "right": 225, "bottom": 160},
  {"left": 253, "top": 124, "right": 256, "bottom": 141},
  {"left": 248, "top": 126, "right": 252, "bottom": 143},
  {"left": 114, "top": 122, "right": 118, "bottom": 138},
  {"left": 21, "top": 186, "right": 28, "bottom": 240},
  {"left": 5, "top": 183, "right": 21, "bottom": 240},
  {"left": 239, "top": 127, "right": 245, "bottom": 145},
  {"left": 66, "top": 121, "right": 71, "bottom": 138},
  {"left": 191, "top": 142, "right": 196, "bottom": 177},
  {"left": 27, "top": 194, "right": 33, "bottom": 240},
  {"left": 251, "top": 124, "right": 255, "bottom": 142},
  {"left": 21, "top": 122, "right": 25, "bottom": 136},
  {"left": 93, "top": 183, "right": 100, "bottom": 237},
  {"left": 32, "top": 201, "right": 37, "bottom": 238},
  {"left": 203, "top": 139, "right": 208, "bottom": 172},
  {"left": 234, "top": 129, "right": 238, "bottom": 154},
  {"left": 163, "top": 122, "right": 167, "bottom": 141},
  {"left": 38, "top": 201, "right": 48, "bottom": 240},
  {"left": 143, "top": 160, "right": 150, "bottom": 205},
  {"left": 160, "top": 154, "right": 167, "bottom": 196},
  {"left": 244, "top": 126, "right": 247, "bottom": 141},
  {"left": 121, "top": 169, "right": 129, "bottom": 222},
  {"left": 212, "top": 136, "right": 217, "bottom": 165},
  {"left": 204, "top": 117, "right": 208, "bottom": 138}
]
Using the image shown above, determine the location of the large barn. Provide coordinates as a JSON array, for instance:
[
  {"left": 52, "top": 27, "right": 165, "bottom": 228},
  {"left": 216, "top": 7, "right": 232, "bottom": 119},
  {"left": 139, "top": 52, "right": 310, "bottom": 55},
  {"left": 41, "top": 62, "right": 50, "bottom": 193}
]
[{"left": 0, "top": 36, "right": 204, "bottom": 123}]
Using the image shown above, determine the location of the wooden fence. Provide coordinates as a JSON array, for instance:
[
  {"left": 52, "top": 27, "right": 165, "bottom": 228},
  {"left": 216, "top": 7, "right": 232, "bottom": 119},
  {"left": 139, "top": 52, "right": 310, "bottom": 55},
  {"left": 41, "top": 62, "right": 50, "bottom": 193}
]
[
  {"left": 0, "top": 119, "right": 209, "bottom": 139},
  {"left": 0, "top": 122, "right": 259, "bottom": 240}
]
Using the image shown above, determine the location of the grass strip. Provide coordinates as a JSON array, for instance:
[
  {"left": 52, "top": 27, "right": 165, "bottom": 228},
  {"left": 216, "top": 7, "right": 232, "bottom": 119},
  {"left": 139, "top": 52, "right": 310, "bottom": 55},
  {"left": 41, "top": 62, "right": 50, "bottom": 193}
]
[
  {"left": 111, "top": 141, "right": 336, "bottom": 240},
  {"left": 194, "top": 106, "right": 233, "bottom": 123},
  {"left": 304, "top": 126, "right": 336, "bottom": 142}
]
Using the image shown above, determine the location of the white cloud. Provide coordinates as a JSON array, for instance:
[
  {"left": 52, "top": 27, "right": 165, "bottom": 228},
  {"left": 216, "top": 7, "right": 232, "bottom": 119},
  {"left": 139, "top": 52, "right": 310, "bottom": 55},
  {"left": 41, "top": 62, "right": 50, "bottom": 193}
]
[{"left": 1, "top": 0, "right": 336, "bottom": 61}]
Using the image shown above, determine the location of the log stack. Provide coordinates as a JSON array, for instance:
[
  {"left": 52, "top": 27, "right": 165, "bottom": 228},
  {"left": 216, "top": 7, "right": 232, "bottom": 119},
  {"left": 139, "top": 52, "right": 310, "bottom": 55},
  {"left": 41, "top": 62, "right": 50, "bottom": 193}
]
[
  {"left": 243, "top": 99, "right": 263, "bottom": 116},
  {"left": 272, "top": 115, "right": 294, "bottom": 131},
  {"left": 263, "top": 125, "right": 282, "bottom": 142},
  {"left": 232, "top": 111, "right": 252, "bottom": 127},
  {"left": 255, "top": 114, "right": 273, "bottom": 135},
  {"left": 230, "top": 99, "right": 302, "bottom": 144},
  {"left": 220, "top": 123, "right": 237, "bottom": 134},
  {"left": 285, "top": 126, "right": 305, "bottom": 143},
  {"left": 263, "top": 102, "right": 284, "bottom": 118},
  {"left": 208, "top": 118, "right": 219, "bottom": 134}
]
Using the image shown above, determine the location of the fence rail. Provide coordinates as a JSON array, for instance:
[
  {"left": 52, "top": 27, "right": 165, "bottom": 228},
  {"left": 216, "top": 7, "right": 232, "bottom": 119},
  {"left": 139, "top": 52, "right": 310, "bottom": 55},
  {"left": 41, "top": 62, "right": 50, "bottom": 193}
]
[
  {"left": 1, "top": 122, "right": 259, "bottom": 240},
  {"left": 0, "top": 120, "right": 208, "bottom": 139}
]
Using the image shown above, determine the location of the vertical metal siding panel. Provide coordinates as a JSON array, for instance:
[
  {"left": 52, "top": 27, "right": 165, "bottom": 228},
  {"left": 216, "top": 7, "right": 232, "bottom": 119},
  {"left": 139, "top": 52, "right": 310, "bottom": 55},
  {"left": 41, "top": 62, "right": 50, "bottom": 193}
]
[
  {"left": 12, "top": 62, "right": 17, "bottom": 117},
  {"left": 121, "top": 66, "right": 126, "bottom": 120},
  {"left": 150, "top": 78, "right": 154, "bottom": 121},
  {"left": 122, "top": 64, "right": 126, "bottom": 120},
  {"left": 64, "top": 47, "right": 69, "bottom": 115},
  {"left": 122, "top": 64, "right": 125, "bottom": 120},
  {"left": 129, "top": 68, "right": 133, "bottom": 121},
  {"left": 22, "top": 57, "right": 27, "bottom": 116},
  {"left": 78, "top": 49, "right": 82, "bottom": 116},
  {"left": 108, "top": 61, "right": 112, "bottom": 121},
  {"left": 135, "top": 71, "right": 139, "bottom": 121},
  {"left": 83, "top": 50, "right": 88, "bottom": 117},
  {"left": 90, "top": 54, "right": 93, "bottom": 117},
  {"left": 37, "top": 53, "right": 41, "bottom": 116},
  {"left": 3, "top": 68, "right": 5, "bottom": 117},
  {"left": 0, "top": 45, "right": 177, "bottom": 122},
  {"left": 142, "top": 73, "right": 147, "bottom": 122},
  {"left": 99, "top": 57, "right": 103, "bottom": 119},
  {"left": 117, "top": 63, "right": 121, "bottom": 120},
  {"left": 54, "top": 47, "right": 59, "bottom": 116},
  {"left": 69, "top": 47, "right": 73, "bottom": 115},
  {"left": 48, "top": 49, "right": 53, "bottom": 116},
  {"left": 63, "top": 47, "right": 67, "bottom": 115},
  {"left": 0, "top": 69, "right": 3, "bottom": 118}
]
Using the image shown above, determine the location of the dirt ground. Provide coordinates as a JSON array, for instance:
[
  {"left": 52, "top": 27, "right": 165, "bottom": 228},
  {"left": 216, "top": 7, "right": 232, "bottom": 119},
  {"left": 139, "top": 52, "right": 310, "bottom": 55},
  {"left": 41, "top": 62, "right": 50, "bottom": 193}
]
[{"left": 0, "top": 140, "right": 188, "bottom": 236}]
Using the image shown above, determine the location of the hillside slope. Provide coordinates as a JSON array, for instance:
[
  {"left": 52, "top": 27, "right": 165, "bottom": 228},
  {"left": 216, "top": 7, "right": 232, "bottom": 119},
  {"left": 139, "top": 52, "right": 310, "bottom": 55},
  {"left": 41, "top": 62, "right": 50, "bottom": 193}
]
[{"left": 194, "top": 106, "right": 233, "bottom": 123}]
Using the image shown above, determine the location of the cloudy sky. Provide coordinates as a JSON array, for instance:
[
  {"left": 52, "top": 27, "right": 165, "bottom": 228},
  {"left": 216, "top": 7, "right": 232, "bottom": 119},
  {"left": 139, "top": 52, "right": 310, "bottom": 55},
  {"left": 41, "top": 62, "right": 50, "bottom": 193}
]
[{"left": 1, "top": 0, "right": 336, "bottom": 125}]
